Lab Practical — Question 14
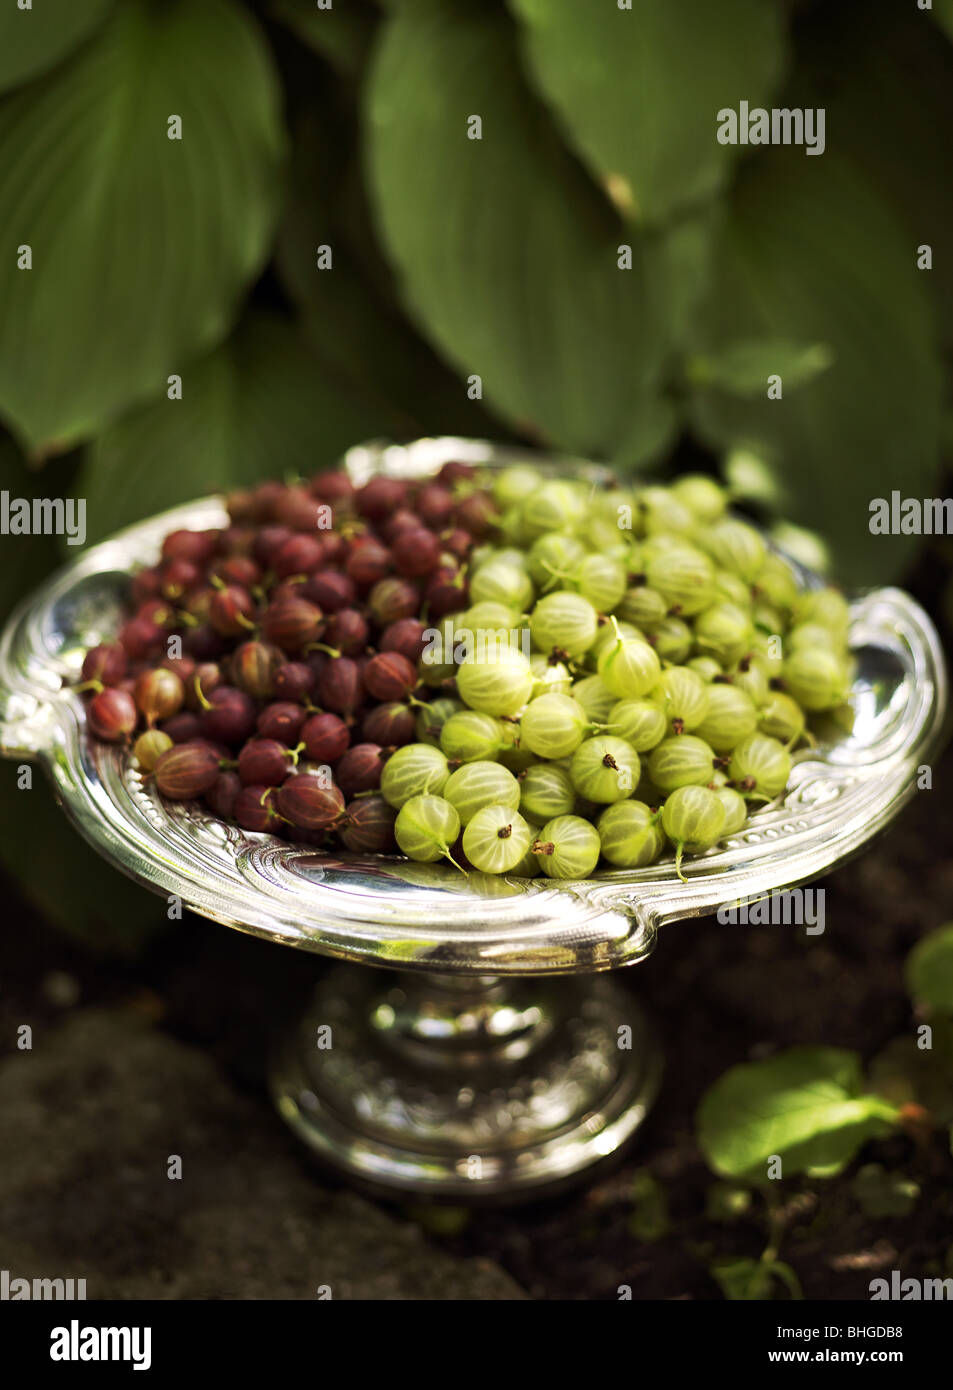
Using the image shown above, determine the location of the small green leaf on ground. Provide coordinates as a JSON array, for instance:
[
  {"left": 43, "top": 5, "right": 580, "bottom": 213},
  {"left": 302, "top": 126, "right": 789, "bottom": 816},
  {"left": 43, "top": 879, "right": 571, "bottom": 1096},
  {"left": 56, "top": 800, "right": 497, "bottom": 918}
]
[
  {"left": 710, "top": 1256, "right": 802, "bottom": 1301},
  {"left": 905, "top": 924, "right": 953, "bottom": 1014},
  {"left": 850, "top": 1164, "right": 919, "bottom": 1220},
  {"left": 705, "top": 1182, "right": 753, "bottom": 1224},
  {"left": 628, "top": 1169, "right": 670, "bottom": 1242},
  {"left": 696, "top": 1047, "right": 901, "bottom": 1182}
]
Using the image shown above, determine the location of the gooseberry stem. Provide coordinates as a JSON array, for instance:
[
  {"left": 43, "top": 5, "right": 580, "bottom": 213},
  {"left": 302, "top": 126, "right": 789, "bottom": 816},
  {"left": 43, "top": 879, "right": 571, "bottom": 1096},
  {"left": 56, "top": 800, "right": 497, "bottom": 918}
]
[{"left": 193, "top": 675, "right": 212, "bottom": 711}]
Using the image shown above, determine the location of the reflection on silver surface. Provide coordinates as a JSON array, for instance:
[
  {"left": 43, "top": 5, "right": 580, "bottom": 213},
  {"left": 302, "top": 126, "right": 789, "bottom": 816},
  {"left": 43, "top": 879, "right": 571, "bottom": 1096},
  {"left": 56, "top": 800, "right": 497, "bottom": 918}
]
[{"left": 0, "top": 437, "right": 947, "bottom": 977}]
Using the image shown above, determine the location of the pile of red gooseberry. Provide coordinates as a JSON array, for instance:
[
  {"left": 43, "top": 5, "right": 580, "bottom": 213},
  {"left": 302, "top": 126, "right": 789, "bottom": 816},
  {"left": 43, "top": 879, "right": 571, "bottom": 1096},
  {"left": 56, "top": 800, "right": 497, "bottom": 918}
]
[{"left": 78, "top": 462, "right": 491, "bottom": 854}]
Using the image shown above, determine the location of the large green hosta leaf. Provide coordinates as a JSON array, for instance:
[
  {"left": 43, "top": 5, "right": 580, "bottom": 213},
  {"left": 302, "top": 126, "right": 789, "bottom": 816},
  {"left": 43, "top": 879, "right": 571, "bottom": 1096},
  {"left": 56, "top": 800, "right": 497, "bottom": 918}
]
[
  {"left": 0, "top": 0, "right": 285, "bottom": 454},
  {"left": 277, "top": 113, "right": 504, "bottom": 440},
  {"left": 363, "top": 0, "right": 673, "bottom": 457},
  {"left": 796, "top": 1, "right": 953, "bottom": 355},
  {"left": 74, "top": 314, "right": 388, "bottom": 547},
  {"left": 509, "top": 0, "right": 786, "bottom": 225},
  {"left": 271, "top": 0, "right": 376, "bottom": 78},
  {"left": 688, "top": 151, "right": 942, "bottom": 586},
  {"left": 0, "top": 437, "right": 60, "bottom": 621},
  {"left": 0, "top": 0, "right": 113, "bottom": 95}
]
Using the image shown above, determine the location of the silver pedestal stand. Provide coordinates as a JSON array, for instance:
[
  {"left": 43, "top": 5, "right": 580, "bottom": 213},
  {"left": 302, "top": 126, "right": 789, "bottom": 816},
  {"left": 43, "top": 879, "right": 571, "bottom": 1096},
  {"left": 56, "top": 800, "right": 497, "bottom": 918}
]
[{"left": 0, "top": 438, "right": 945, "bottom": 1199}]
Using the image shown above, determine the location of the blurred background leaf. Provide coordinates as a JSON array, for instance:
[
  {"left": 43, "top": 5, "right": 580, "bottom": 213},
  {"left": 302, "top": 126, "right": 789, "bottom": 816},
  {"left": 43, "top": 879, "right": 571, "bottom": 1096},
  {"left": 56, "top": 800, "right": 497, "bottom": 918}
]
[
  {"left": 796, "top": 0, "right": 953, "bottom": 357},
  {"left": 363, "top": 0, "right": 674, "bottom": 456},
  {"left": 75, "top": 312, "right": 391, "bottom": 547},
  {"left": 0, "top": 768, "right": 168, "bottom": 957},
  {"left": 271, "top": 0, "right": 376, "bottom": 79},
  {"left": 687, "top": 339, "right": 833, "bottom": 398},
  {"left": 508, "top": 0, "right": 786, "bottom": 225},
  {"left": 687, "top": 150, "right": 942, "bottom": 586},
  {"left": 0, "top": 0, "right": 114, "bottom": 95},
  {"left": 276, "top": 110, "right": 505, "bottom": 440},
  {"left": 0, "top": 437, "right": 61, "bottom": 616},
  {"left": 0, "top": 0, "right": 285, "bottom": 454},
  {"left": 934, "top": 0, "right": 953, "bottom": 44}
]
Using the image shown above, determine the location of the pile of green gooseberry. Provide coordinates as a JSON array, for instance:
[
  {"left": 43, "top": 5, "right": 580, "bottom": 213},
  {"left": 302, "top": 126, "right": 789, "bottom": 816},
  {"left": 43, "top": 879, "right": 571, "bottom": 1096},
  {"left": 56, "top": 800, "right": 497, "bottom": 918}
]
[{"left": 387, "top": 468, "right": 853, "bottom": 881}]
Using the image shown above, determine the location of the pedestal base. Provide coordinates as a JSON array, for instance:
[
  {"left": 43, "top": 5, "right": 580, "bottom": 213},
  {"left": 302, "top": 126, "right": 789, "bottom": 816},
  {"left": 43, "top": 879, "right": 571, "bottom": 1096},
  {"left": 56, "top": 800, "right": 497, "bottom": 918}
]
[{"left": 270, "top": 967, "right": 662, "bottom": 1201}]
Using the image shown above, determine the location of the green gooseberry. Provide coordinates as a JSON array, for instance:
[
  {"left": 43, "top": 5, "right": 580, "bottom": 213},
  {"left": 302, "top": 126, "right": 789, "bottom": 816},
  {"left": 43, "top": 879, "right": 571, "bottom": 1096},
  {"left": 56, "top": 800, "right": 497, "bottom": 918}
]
[
  {"left": 492, "top": 464, "right": 543, "bottom": 508},
  {"left": 530, "top": 591, "right": 600, "bottom": 658},
  {"left": 469, "top": 557, "right": 534, "bottom": 613},
  {"left": 520, "top": 480, "right": 581, "bottom": 538},
  {"left": 786, "top": 622, "right": 844, "bottom": 655},
  {"left": 647, "top": 735, "right": 715, "bottom": 793},
  {"left": 528, "top": 654, "right": 573, "bottom": 699},
  {"left": 638, "top": 486, "right": 695, "bottom": 536},
  {"left": 570, "top": 735, "right": 640, "bottom": 804},
  {"left": 752, "top": 602, "right": 787, "bottom": 636},
  {"left": 597, "top": 800, "right": 665, "bottom": 868},
  {"left": 757, "top": 691, "right": 807, "bottom": 746},
  {"left": 794, "top": 586, "right": 850, "bottom": 637},
  {"left": 749, "top": 633, "right": 784, "bottom": 680},
  {"left": 597, "top": 628, "right": 662, "bottom": 699},
  {"left": 457, "top": 645, "right": 535, "bottom": 717},
  {"left": 419, "top": 615, "right": 462, "bottom": 688},
  {"left": 532, "top": 815, "right": 602, "bottom": 879},
  {"left": 527, "top": 532, "right": 586, "bottom": 589},
  {"left": 694, "top": 601, "right": 753, "bottom": 667},
  {"left": 713, "top": 786, "right": 748, "bottom": 835},
  {"left": 616, "top": 584, "right": 668, "bottom": 628},
  {"left": 381, "top": 743, "right": 450, "bottom": 808},
  {"left": 645, "top": 544, "right": 716, "bottom": 617},
  {"left": 694, "top": 684, "right": 758, "bottom": 753},
  {"left": 643, "top": 615, "right": 692, "bottom": 664},
  {"left": 782, "top": 648, "right": 850, "bottom": 712},
  {"left": 606, "top": 698, "right": 668, "bottom": 752},
  {"left": 661, "top": 784, "right": 727, "bottom": 880},
  {"left": 460, "top": 600, "right": 522, "bottom": 632},
  {"left": 699, "top": 518, "right": 767, "bottom": 582},
  {"left": 440, "top": 710, "right": 507, "bottom": 764},
  {"left": 687, "top": 655, "right": 724, "bottom": 682},
  {"left": 571, "top": 552, "right": 627, "bottom": 612},
  {"left": 443, "top": 760, "right": 521, "bottom": 825},
  {"left": 712, "top": 570, "right": 752, "bottom": 609},
  {"left": 462, "top": 805, "right": 534, "bottom": 874},
  {"left": 754, "top": 552, "right": 800, "bottom": 611},
  {"left": 415, "top": 696, "right": 464, "bottom": 746},
  {"left": 509, "top": 845, "right": 542, "bottom": 877},
  {"left": 395, "top": 794, "right": 461, "bottom": 864},
  {"left": 652, "top": 666, "right": 709, "bottom": 734},
  {"left": 728, "top": 733, "right": 792, "bottom": 800},
  {"left": 589, "top": 619, "right": 642, "bottom": 665},
  {"left": 497, "top": 744, "right": 540, "bottom": 776},
  {"left": 519, "top": 762, "right": 576, "bottom": 823},
  {"left": 670, "top": 474, "right": 727, "bottom": 524},
  {"left": 729, "top": 655, "right": 771, "bottom": 708},
  {"left": 572, "top": 674, "right": 618, "bottom": 724},
  {"left": 519, "top": 693, "right": 591, "bottom": 759}
]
